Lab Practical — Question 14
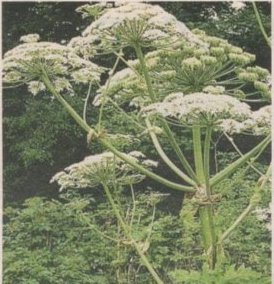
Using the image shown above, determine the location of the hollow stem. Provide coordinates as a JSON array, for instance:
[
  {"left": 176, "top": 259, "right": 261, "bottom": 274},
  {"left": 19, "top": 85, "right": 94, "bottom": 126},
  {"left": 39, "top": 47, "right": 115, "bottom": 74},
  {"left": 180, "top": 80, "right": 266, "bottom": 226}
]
[{"left": 102, "top": 183, "right": 164, "bottom": 284}]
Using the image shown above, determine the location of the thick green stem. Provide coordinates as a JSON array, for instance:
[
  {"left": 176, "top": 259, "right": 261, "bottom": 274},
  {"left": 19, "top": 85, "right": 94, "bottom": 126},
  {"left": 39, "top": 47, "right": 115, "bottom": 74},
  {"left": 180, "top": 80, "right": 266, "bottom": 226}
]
[
  {"left": 146, "top": 119, "right": 197, "bottom": 186},
  {"left": 134, "top": 44, "right": 198, "bottom": 182},
  {"left": 192, "top": 126, "right": 216, "bottom": 268},
  {"left": 103, "top": 184, "right": 164, "bottom": 284},
  {"left": 101, "top": 138, "right": 195, "bottom": 193},
  {"left": 42, "top": 72, "right": 195, "bottom": 193},
  {"left": 134, "top": 44, "right": 156, "bottom": 102},
  {"left": 210, "top": 135, "right": 271, "bottom": 187},
  {"left": 199, "top": 206, "right": 216, "bottom": 269},
  {"left": 204, "top": 127, "right": 212, "bottom": 194},
  {"left": 42, "top": 73, "right": 91, "bottom": 133},
  {"left": 160, "top": 120, "right": 199, "bottom": 183},
  {"left": 252, "top": 2, "right": 271, "bottom": 48},
  {"left": 192, "top": 126, "right": 206, "bottom": 184}
]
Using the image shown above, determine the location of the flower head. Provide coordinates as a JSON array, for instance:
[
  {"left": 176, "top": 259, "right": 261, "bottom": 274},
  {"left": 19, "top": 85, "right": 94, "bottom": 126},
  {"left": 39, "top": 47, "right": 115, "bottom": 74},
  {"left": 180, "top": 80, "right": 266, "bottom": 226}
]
[
  {"left": 69, "top": 2, "right": 204, "bottom": 57},
  {"left": 218, "top": 105, "right": 271, "bottom": 136},
  {"left": 3, "top": 37, "right": 104, "bottom": 95},
  {"left": 20, "top": 33, "right": 40, "bottom": 43},
  {"left": 50, "top": 151, "right": 158, "bottom": 190},
  {"left": 141, "top": 92, "right": 251, "bottom": 127}
]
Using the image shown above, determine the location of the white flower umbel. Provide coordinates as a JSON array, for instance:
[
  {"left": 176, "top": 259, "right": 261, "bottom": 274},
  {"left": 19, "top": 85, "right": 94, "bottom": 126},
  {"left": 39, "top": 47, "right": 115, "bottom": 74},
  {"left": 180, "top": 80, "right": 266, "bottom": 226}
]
[
  {"left": 218, "top": 119, "right": 245, "bottom": 134},
  {"left": 50, "top": 151, "right": 158, "bottom": 191},
  {"left": 27, "top": 81, "right": 46, "bottom": 96},
  {"left": 250, "top": 105, "right": 271, "bottom": 135},
  {"left": 69, "top": 2, "right": 204, "bottom": 57},
  {"left": 3, "top": 38, "right": 104, "bottom": 95},
  {"left": 218, "top": 105, "right": 271, "bottom": 136},
  {"left": 141, "top": 92, "right": 251, "bottom": 127},
  {"left": 20, "top": 33, "right": 40, "bottom": 43}
]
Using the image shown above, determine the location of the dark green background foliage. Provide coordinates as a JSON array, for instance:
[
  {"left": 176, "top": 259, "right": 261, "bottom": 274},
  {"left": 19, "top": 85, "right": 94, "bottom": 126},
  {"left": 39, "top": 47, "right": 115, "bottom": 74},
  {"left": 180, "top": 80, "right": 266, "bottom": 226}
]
[{"left": 3, "top": 2, "right": 271, "bottom": 283}]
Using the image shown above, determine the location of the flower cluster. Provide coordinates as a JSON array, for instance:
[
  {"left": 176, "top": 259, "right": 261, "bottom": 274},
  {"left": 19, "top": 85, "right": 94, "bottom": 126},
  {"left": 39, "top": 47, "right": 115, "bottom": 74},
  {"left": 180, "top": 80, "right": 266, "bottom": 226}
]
[
  {"left": 93, "top": 29, "right": 269, "bottom": 109},
  {"left": 20, "top": 33, "right": 40, "bottom": 43},
  {"left": 69, "top": 2, "right": 204, "bottom": 57},
  {"left": 50, "top": 151, "right": 158, "bottom": 191},
  {"left": 3, "top": 35, "right": 105, "bottom": 95},
  {"left": 218, "top": 105, "right": 271, "bottom": 136},
  {"left": 141, "top": 92, "right": 251, "bottom": 127}
]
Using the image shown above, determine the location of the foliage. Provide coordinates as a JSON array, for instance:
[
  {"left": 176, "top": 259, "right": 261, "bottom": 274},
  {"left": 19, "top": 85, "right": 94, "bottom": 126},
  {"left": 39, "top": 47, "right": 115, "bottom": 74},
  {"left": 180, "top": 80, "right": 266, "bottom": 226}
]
[
  {"left": 4, "top": 162, "right": 271, "bottom": 283},
  {"left": 169, "top": 263, "right": 270, "bottom": 284},
  {"left": 3, "top": 190, "right": 188, "bottom": 283}
]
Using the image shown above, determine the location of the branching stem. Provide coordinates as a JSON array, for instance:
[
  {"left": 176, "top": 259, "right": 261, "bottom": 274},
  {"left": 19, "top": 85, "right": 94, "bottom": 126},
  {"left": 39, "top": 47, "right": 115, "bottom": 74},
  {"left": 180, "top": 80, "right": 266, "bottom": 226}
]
[
  {"left": 103, "top": 183, "right": 164, "bottom": 284},
  {"left": 146, "top": 118, "right": 197, "bottom": 186}
]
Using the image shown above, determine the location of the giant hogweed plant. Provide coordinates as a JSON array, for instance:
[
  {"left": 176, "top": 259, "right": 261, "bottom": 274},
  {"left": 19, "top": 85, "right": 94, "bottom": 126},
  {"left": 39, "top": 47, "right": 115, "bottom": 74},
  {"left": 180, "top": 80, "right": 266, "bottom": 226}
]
[{"left": 3, "top": 2, "right": 271, "bottom": 283}]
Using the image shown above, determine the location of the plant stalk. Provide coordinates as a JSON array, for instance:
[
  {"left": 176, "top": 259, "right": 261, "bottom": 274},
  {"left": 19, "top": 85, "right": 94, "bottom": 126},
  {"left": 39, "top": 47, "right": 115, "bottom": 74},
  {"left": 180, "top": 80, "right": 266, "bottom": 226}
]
[
  {"left": 103, "top": 184, "right": 164, "bottom": 284},
  {"left": 252, "top": 2, "right": 271, "bottom": 47},
  {"left": 145, "top": 118, "right": 197, "bottom": 186},
  {"left": 210, "top": 135, "right": 271, "bottom": 187},
  {"left": 204, "top": 127, "right": 212, "bottom": 194},
  {"left": 192, "top": 126, "right": 216, "bottom": 269},
  {"left": 192, "top": 126, "right": 206, "bottom": 184},
  {"left": 133, "top": 44, "right": 198, "bottom": 182},
  {"left": 219, "top": 164, "right": 271, "bottom": 244}
]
